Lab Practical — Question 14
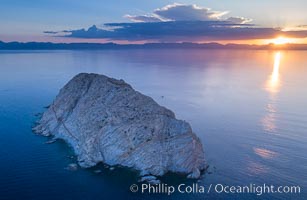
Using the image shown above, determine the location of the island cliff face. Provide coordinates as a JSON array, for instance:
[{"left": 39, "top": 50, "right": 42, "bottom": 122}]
[{"left": 33, "top": 73, "right": 206, "bottom": 178}]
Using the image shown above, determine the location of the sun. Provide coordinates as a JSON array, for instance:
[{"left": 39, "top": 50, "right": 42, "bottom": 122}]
[
  {"left": 263, "top": 36, "right": 305, "bottom": 45},
  {"left": 272, "top": 36, "right": 291, "bottom": 45}
]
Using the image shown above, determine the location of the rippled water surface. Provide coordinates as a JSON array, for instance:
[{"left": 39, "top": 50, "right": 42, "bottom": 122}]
[{"left": 0, "top": 50, "right": 306, "bottom": 199}]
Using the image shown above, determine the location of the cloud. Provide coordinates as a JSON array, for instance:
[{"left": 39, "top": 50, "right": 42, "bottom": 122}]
[
  {"left": 226, "top": 17, "right": 252, "bottom": 24},
  {"left": 52, "top": 22, "right": 307, "bottom": 42},
  {"left": 153, "top": 3, "right": 227, "bottom": 21},
  {"left": 125, "top": 3, "right": 250, "bottom": 24},
  {"left": 124, "top": 14, "right": 163, "bottom": 22},
  {"left": 45, "top": 3, "right": 307, "bottom": 42},
  {"left": 295, "top": 25, "right": 307, "bottom": 30},
  {"left": 66, "top": 25, "right": 112, "bottom": 38},
  {"left": 43, "top": 31, "right": 59, "bottom": 34}
]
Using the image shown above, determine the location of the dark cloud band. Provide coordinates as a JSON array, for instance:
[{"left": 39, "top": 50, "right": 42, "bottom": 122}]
[
  {"left": 44, "top": 3, "right": 307, "bottom": 42},
  {"left": 47, "top": 22, "right": 307, "bottom": 42}
]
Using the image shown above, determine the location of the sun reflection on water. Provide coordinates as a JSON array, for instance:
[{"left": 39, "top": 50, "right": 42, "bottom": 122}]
[
  {"left": 267, "top": 52, "right": 281, "bottom": 93},
  {"left": 253, "top": 147, "right": 278, "bottom": 159},
  {"left": 262, "top": 52, "right": 282, "bottom": 133}
]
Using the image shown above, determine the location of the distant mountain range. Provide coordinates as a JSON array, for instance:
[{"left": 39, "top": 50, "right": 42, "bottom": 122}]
[{"left": 1, "top": 41, "right": 307, "bottom": 50}]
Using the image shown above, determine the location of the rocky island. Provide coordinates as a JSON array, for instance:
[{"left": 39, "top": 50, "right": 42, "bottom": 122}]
[{"left": 33, "top": 73, "right": 206, "bottom": 180}]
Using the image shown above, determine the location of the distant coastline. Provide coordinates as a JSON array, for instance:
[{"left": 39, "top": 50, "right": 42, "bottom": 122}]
[{"left": 1, "top": 41, "right": 307, "bottom": 50}]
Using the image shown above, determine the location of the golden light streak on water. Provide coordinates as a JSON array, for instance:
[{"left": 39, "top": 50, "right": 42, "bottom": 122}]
[
  {"left": 267, "top": 52, "right": 281, "bottom": 93},
  {"left": 262, "top": 52, "right": 282, "bottom": 133}
]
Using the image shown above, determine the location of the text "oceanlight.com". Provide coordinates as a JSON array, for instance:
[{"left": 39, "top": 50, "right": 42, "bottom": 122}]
[{"left": 130, "top": 183, "right": 301, "bottom": 196}]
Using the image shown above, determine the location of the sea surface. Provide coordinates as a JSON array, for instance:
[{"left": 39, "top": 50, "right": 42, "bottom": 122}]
[{"left": 0, "top": 50, "right": 306, "bottom": 200}]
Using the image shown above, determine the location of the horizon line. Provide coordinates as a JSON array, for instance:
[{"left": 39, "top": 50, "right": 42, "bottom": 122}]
[{"left": 1, "top": 40, "right": 307, "bottom": 50}]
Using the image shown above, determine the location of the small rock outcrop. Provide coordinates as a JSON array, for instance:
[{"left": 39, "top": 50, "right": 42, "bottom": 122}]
[{"left": 33, "top": 73, "right": 206, "bottom": 178}]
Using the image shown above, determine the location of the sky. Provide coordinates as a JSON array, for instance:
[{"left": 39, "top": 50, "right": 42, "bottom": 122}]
[{"left": 1, "top": 0, "right": 307, "bottom": 44}]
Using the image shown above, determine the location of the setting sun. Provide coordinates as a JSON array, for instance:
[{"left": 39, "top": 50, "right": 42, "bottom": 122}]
[{"left": 272, "top": 36, "right": 292, "bottom": 45}]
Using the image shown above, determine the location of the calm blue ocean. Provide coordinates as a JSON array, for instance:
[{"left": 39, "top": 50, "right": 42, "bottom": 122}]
[{"left": 0, "top": 50, "right": 306, "bottom": 200}]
